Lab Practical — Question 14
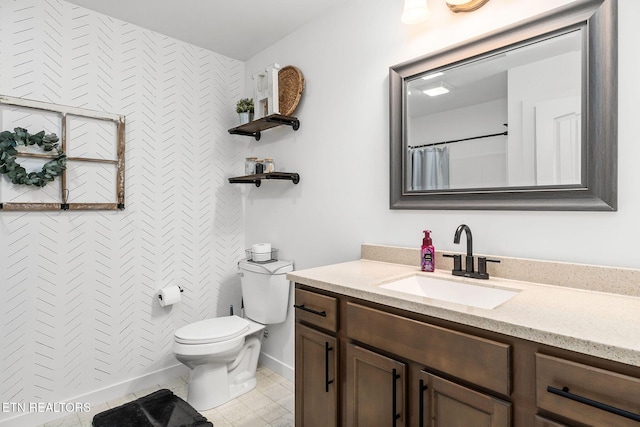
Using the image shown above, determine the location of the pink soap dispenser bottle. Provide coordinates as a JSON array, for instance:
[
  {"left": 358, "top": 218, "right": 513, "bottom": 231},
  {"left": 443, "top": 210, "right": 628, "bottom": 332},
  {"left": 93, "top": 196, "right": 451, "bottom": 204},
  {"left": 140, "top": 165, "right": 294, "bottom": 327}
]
[{"left": 421, "top": 230, "right": 435, "bottom": 272}]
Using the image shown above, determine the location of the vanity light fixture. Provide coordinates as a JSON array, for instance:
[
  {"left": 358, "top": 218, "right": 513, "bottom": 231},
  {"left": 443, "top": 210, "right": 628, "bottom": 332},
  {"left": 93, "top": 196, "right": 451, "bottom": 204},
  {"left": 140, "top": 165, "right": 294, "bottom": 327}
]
[
  {"left": 446, "top": 0, "right": 490, "bottom": 13},
  {"left": 401, "top": 0, "right": 430, "bottom": 24},
  {"left": 423, "top": 82, "right": 452, "bottom": 97}
]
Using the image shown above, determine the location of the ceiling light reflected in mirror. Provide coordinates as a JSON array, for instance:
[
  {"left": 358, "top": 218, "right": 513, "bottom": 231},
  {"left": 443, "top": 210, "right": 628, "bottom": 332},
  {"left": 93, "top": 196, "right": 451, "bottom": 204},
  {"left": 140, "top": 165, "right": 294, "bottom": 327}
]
[
  {"left": 421, "top": 72, "right": 444, "bottom": 80},
  {"left": 422, "top": 82, "right": 452, "bottom": 97}
]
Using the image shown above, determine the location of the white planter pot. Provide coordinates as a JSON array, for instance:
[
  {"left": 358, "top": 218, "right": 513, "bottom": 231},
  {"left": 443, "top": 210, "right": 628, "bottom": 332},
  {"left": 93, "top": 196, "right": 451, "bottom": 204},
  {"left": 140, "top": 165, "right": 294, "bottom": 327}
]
[{"left": 238, "top": 112, "right": 253, "bottom": 125}]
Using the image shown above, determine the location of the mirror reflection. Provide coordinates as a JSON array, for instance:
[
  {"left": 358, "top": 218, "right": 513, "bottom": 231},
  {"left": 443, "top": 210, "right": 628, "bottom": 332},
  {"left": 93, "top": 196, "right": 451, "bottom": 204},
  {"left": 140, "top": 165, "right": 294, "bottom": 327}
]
[{"left": 405, "top": 29, "right": 582, "bottom": 192}]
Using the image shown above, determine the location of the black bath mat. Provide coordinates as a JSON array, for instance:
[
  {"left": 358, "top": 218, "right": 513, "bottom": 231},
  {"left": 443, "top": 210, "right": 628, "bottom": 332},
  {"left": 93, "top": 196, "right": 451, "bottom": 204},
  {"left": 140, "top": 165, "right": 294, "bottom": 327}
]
[{"left": 92, "top": 389, "right": 213, "bottom": 427}]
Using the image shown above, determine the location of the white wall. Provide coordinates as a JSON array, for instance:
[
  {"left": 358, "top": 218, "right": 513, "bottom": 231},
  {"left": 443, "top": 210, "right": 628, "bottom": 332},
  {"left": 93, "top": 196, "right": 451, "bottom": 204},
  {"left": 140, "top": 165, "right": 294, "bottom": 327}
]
[
  {"left": 0, "top": 1, "right": 244, "bottom": 424},
  {"left": 241, "top": 0, "right": 638, "bottom": 375}
]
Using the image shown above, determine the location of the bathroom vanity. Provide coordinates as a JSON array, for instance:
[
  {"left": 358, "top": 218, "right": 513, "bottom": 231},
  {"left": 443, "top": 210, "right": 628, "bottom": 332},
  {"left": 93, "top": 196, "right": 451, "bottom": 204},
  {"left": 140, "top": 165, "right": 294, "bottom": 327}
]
[{"left": 289, "top": 245, "right": 640, "bottom": 427}]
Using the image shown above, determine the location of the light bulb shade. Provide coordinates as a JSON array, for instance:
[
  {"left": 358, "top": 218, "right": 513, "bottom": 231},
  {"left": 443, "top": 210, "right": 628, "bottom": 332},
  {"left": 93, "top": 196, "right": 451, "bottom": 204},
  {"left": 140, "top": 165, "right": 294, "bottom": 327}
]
[
  {"left": 401, "top": 0, "right": 430, "bottom": 24},
  {"left": 446, "top": 0, "right": 490, "bottom": 13}
]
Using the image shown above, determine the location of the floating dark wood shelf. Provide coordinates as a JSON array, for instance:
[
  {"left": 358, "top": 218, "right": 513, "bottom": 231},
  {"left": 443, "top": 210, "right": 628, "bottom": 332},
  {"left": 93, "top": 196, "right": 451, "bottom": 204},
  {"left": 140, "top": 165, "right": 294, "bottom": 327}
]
[
  {"left": 228, "top": 172, "right": 300, "bottom": 187},
  {"left": 228, "top": 114, "right": 300, "bottom": 141}
]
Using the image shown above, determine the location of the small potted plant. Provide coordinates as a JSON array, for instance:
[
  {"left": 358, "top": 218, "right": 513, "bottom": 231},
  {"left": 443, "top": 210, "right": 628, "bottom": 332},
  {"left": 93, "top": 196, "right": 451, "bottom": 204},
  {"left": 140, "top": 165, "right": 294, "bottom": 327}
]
[{"left": 236, "top": 98, "right": 254, "bottom": 124}]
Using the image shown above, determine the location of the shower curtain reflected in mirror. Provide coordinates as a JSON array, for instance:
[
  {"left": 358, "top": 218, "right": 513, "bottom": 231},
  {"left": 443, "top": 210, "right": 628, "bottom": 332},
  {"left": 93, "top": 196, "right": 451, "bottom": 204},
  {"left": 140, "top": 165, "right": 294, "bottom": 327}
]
[{"left": 408, "top": 146, "right": 450, "bottom": 191}]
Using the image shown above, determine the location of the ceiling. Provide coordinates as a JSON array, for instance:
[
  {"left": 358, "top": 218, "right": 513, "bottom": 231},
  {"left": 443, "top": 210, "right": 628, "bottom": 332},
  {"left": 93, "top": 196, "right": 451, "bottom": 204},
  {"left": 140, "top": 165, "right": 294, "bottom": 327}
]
[
  {"left": 64, "top": 0, "right": 345, "bottom": 61},
  {"left": 408, "top": 28, "right": 581, "bottom": 117}
]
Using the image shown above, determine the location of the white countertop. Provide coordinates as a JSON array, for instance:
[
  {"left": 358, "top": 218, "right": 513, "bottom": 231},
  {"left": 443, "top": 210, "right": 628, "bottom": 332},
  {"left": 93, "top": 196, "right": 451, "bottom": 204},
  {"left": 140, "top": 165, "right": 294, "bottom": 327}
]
[{"left": 288, "top": 259, "right": 640, "bottom": 367}]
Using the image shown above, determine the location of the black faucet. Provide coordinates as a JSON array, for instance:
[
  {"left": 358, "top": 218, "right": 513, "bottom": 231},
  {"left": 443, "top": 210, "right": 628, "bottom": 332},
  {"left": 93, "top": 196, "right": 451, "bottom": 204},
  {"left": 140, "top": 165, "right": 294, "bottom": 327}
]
[
  {"left": 454, "top": 224, "right": 474, "bottom": 274},
  {"left": 443, "top": 224, "right": 500, "bottom": 280}
]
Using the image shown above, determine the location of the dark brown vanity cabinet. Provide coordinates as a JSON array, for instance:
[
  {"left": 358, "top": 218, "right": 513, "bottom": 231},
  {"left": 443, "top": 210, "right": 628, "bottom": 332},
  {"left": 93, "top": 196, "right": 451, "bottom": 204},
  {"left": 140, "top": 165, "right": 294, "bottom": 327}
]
[
  {"left": 345, "top": 343, "right": 407, "bottom": 426},
  {"left": 343, "top": 343, "right": 510, "bottom": 427},
  {"left": 294, "top": 284, "right": 640, "bottom": 426},
  {"left": 345, "top": 301, "right": 511, "bottom": 427},
  {"left": 295, "top": 324, "right": 338, "bottom": 426},
  {"left": 295, "top": 286, "right": 511, "bottom": 427},
  {"left": 294, "top": 288, "right": 339, "bottom": 427}
]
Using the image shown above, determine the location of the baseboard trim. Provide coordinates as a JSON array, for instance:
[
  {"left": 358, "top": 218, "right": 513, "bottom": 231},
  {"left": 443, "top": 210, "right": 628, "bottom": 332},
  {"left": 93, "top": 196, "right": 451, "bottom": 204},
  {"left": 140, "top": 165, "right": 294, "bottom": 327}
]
[
  {"left": 259, "top": 352, "right": 294, "bottom": 382},
  {"left": 0, "top": 363, "right": 189, "bottom": 427},
  {"left": 2, "top": 354, "right": 293, "bottom": 426}
]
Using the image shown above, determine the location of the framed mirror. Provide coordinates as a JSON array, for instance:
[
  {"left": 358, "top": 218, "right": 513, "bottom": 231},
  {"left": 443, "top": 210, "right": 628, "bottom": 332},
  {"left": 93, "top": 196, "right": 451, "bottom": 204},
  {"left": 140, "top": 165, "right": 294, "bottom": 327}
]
[{"left": 389, "top": 0, "right": 617, "bottom": 210}]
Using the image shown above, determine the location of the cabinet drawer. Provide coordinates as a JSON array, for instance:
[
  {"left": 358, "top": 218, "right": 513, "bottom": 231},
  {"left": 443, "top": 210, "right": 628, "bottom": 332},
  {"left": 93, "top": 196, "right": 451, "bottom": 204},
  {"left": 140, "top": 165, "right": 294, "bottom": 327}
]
[
  {"left": 536, "top": 353, "right": 640, "bottom": 427},
  {"left": 294, "top": 288, "right": 338, "bottom": 332},
  {"left": 346, "top": 302, "right": 510, "bottom": 396}
]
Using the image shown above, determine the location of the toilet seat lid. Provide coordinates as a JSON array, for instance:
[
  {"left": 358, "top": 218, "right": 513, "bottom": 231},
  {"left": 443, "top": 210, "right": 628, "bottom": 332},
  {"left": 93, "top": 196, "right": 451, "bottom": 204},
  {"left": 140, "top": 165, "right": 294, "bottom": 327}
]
[{"left": 174, "top": 315, "right": 250, "bottom": 345}]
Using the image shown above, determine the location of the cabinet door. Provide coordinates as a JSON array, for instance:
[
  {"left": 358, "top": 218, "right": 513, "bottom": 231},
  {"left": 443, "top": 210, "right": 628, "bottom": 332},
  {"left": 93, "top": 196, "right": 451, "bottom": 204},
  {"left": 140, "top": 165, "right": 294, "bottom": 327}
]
[
  {"left": 295, "top": 323, "right": 338, "bottom": 427},
  {"left": 345, "top": 343, "right": 406, "bottom": 427},
  {"left": 418, "top": 370, "right": 511, "bottom": 427}
]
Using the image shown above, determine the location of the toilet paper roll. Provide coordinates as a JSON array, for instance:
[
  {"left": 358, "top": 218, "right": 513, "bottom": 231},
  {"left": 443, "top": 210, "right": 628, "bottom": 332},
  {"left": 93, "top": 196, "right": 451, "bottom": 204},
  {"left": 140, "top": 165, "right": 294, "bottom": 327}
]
[
  {"left": 158, "top": 285, "right": 182, "bottom": 307},
  {"left": 252, "top": 243, "right": 272, "bottom": 262},
  {"left": 252, "top": 243, "right": 271, "bottom": 254}
]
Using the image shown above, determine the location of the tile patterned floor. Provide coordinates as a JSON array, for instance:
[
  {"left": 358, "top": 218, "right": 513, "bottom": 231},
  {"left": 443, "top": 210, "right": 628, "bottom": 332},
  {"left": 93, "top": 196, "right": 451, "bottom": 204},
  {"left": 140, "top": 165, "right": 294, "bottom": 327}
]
[{"left": 38, "top": 365, "right": 293, "bottom": 427}]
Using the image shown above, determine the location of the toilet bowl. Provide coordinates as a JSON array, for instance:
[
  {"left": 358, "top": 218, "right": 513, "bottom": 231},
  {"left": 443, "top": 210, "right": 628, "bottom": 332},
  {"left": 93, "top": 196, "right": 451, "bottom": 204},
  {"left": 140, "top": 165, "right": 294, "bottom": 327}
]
[
  {"left": 173, "top": 315, "right": 265, "bottom": 410},
  {"left": 172, "top": 259, "right": 293, "bottom": 411}
]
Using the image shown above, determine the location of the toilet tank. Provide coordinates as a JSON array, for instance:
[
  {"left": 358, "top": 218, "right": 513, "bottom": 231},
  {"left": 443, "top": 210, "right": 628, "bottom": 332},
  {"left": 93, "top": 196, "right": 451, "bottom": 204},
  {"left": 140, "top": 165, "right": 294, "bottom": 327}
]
[{"left": 238, "top": 259, "right": 293, "bottom": 325}]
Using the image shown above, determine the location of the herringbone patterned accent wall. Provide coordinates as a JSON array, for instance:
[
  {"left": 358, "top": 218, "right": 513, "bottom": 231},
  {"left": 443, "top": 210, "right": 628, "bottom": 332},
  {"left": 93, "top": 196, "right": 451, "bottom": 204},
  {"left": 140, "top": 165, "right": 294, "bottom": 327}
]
[{"left": 0, "top": 0, "right": 244, "bottom": 416}]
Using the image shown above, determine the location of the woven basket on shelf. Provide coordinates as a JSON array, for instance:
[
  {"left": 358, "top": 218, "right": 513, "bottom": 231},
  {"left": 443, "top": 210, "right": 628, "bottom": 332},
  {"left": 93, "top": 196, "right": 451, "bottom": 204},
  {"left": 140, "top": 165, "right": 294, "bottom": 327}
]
[{"left": 278, "top": 65, "right": 305, "bottom": 116}]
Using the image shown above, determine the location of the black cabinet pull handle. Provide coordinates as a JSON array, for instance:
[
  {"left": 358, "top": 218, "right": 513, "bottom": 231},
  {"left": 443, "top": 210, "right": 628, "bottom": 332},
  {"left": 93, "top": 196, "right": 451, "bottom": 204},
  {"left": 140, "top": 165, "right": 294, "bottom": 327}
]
[
  {"left": 325, "top": 342, "right": 334, "bottom": 393},
  {"left": 293, "top": 304, "right": 326, "bottom": 317},
  {"left": 547, "top": 386, "right": 640, "bottom": 422},
  {"left": 392, "top": 368, "right": 401, "bottom": 426},
  {"left": 419, "top": 379, "right": 428, "bottom": 427}
]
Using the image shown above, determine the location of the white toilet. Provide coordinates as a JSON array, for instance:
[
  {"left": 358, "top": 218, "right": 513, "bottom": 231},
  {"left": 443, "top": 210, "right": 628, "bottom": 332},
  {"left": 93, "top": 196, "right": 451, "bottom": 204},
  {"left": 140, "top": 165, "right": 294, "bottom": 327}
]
[{"left": 172, "top": 259, "right": 293, "bottom": 411}]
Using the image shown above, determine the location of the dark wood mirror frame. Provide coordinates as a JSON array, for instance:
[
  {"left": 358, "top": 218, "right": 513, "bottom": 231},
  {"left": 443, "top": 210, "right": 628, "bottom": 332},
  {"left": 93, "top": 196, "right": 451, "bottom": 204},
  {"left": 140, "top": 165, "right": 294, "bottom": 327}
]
[{"left": 389, "top": 0, "right": 617, "bottom": 211}]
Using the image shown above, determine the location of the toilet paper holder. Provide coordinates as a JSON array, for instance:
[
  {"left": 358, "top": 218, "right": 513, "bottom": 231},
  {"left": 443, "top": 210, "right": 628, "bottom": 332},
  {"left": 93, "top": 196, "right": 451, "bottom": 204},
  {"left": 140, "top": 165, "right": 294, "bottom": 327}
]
[{"left": 158, "top": 285, "right": 184, "bottom": 302}]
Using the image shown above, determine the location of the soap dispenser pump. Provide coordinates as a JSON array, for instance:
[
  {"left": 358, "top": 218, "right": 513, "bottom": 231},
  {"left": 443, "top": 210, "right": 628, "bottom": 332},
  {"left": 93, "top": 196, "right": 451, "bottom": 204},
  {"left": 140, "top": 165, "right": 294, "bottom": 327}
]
[{"left": 421, "top": 230, "right": 435, "bottom": 272}]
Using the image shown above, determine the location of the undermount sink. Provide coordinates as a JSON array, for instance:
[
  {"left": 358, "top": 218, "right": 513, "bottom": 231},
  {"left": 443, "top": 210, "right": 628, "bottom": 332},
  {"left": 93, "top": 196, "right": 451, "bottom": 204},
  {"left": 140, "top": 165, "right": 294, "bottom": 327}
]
[{"left": 378, "top": 274, "right": 520, "bottom": 309}]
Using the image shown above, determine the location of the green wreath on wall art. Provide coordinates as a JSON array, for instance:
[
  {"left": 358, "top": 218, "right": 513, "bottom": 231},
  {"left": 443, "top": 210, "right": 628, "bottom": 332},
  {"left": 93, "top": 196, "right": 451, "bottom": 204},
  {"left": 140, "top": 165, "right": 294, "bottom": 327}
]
[{"left": 0, "top": 127, "right": 67, "bottom": 187}]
